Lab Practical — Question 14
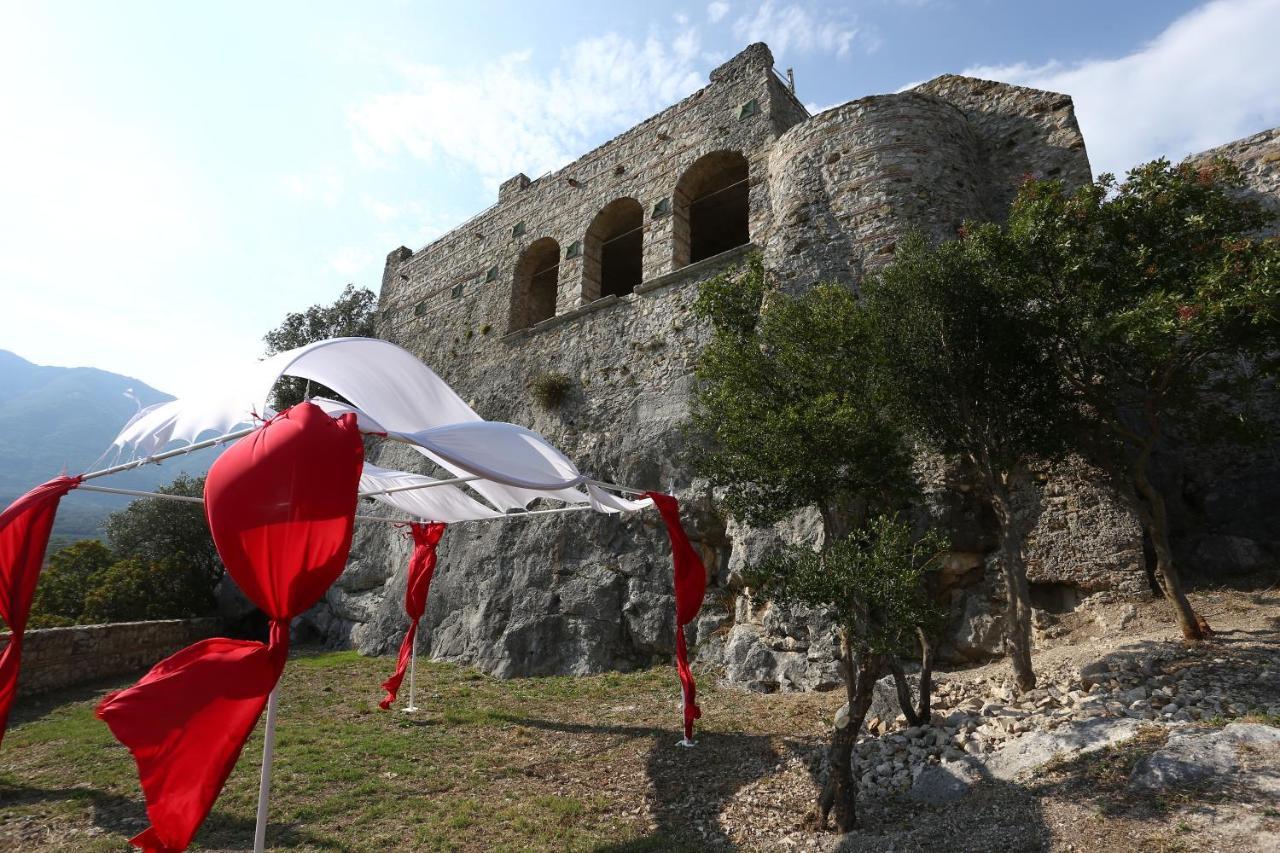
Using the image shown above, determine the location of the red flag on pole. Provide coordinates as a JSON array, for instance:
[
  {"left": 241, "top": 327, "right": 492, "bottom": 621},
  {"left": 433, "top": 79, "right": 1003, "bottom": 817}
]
[
  {"left": 0, "top": 475, "right": 81, "bottom": 745},
  {"left": 644, "top": 492, "right": 707, "bottom": 743},
  {"left": 380, "top": 521, "right": 446, "bottom": 710},
  {"left": 97, "top": 402, "right": 363, "bottom": 852}
]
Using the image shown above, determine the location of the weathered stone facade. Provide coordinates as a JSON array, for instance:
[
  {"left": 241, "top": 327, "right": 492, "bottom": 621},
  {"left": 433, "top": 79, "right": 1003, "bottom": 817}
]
[
  {"left": 296, "top": 43, "right": 1279, "bottom": 690},
  {"left": 3, "top": 618, "right": 219, "bottom": 697}
]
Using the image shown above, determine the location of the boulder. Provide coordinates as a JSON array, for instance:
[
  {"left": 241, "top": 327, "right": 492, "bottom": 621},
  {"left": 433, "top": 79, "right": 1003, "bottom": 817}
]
[
  {"left": 985, "top": 717, "right": 1141, "bottom": 781},
  {"left": 1132, "top": 723, "right": 1280, "bottom": 791}
]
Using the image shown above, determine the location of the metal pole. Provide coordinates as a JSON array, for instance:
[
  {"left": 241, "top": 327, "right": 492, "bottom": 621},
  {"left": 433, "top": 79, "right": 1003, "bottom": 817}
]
[
  {"left": 586, "top": 478, "right": 651, "bottom": 497},
  {"left": 77, "top": 484, "right": 205, "bottom": 503},
  {"left": 357, "top": 474, "right": 482, "bottom": 498},
  {"left": 81, "top": 426, "right": 258, "bottom": 482},
  {"left": 253, "top": 687, "right": 279, "bottom": 853},
  {"left": 403, "top": 631, "right": 419, "bottom": 713}
]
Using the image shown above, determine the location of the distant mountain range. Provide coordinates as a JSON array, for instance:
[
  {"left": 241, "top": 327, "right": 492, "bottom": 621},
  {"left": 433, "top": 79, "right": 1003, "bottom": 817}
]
[{"left": 0, "top": 350, "right": 217, "bottom": 541}]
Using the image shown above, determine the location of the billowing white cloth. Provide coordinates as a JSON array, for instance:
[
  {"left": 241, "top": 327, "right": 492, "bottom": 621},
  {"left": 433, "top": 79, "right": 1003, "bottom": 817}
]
[
  {"left": 391, "top": 422, "right": 584, "bottom": 491},
  {"left": 102, "top": 337, "right": 654, "bottom": 519},
  {"left": 110, "top": 338, "right": 480, "bottom": 457}
]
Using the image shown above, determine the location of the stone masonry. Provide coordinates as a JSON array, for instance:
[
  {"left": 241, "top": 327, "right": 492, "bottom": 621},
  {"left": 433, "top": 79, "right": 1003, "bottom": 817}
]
[
  {"left": 3, "top": 618, "right": 219, "bottom": 698},
  {"left": 297, "top": 43, "right": 1280, "bottom": 691}
]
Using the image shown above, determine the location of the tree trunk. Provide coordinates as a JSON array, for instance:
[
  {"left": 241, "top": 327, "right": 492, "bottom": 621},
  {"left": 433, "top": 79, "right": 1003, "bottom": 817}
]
[
  {"left": 915, "top": 626, "right": 933, "bottom": 721},
  {"left": 888, "top": 631, "right": 934, "bottom": 726},
  {"left": 1132, "top": 459, "right": 1208, "bottom": 641},
  {"left": 888, "top": 659, "right": 921, "bottom": 727},
  {"left": 989, "top": 479, "right": 1037, "bottom": 693},
  {"left": 816, "top": 641, "right": 881, "bottom": 833}
]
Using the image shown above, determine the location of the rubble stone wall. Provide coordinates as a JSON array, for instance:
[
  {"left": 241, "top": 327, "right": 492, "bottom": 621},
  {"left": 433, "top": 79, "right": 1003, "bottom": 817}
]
[{"left": 3, "top": 618, "right": 219, "bottom": 697}]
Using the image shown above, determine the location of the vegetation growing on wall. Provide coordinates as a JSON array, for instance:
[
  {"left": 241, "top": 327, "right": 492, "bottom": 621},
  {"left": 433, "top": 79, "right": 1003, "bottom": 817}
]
[{"left": 530, "top": 372, "right": 573, "bottom": 408}]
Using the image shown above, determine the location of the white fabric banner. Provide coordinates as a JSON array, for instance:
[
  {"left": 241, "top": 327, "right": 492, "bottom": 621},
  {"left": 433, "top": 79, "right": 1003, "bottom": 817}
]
[{"left": 103, "top": 338, "right": 654, "bottom": 519}]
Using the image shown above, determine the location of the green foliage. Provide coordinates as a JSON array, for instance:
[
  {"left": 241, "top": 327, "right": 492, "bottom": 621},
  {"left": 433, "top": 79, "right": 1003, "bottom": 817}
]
[
  {"left": 689, "top": 255, "right": 912, "bottom": 528},
  {"left": 29, "top": 473, "right": 221, "bottom": 628},
  {"left": 263, "top": 283, "right": 378, "bottom": 408},
  {"left": 81, "top": 557, "right": 215, "bottom": 624},
  {"left": 748, "top": 515, "right": 945, "bottom": 653},
  {"left": 1009, "top": 157, "right": 1280, "bottom": 453},
  {"left": 863, "top": 228, "right": 1075, "bottom": 483},
  {"left": 530, "top": 371, "right": 573, "bottom": 408},
  {"left": 104, "top": 473, "right": 220, "bottom": 587},
  {"left": 28, "top": 540, "right": 114, "bottom": 628}
]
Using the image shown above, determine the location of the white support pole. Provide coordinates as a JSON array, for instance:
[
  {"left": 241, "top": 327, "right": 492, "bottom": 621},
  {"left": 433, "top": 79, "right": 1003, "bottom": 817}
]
[
  {"left": 77, "top": 484, "right": 205, "bottom": 503},
  {"left": 357, "top": 474, "right": 482, "bottom": 498},
  {"left": 586, "top": 478, "right": 650, "bottom": 497},
  {"left": 81, "top": 426, "right": 259, "bottom": 482},
  {"left": 75, "top": 485, "right": 643, "bottom": 527},
  {"left": 402, "top": 631, "right": 419, "bottom": 713},
  {"left": 254, "top": 687, "right": 280, "bottom": 853}
]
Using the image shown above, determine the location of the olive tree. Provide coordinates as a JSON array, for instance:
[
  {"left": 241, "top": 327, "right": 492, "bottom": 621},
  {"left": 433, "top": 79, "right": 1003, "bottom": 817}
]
[
  {"left": 1009, "top": 159, "right": 1280, "bottom": 640},
  {"left": 689, "top": 256, "right": 944, "bottom": 831},
  {"left": 748, "top": 515, "right": 943, "bottom": 830},
  {"left": 863, "top": 229, "right": 1076, "bottom": 692}
]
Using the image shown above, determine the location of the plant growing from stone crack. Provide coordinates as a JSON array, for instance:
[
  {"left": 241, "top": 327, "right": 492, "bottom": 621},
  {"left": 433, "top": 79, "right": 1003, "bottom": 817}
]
[
  {"left": 530, "top": 372, "right": 573, "bottom": 408},
  {"left": 688, "top": 255, "right": 946, "bottom": 833},
  {"left": 1008, "top": 157, "right": 1280, "bottom": 642}
]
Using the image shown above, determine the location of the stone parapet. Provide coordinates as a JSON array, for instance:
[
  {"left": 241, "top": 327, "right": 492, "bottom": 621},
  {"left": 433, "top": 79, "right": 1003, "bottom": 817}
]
[{"left": 2, "top": 618, "right": 220, "bottom": 697}]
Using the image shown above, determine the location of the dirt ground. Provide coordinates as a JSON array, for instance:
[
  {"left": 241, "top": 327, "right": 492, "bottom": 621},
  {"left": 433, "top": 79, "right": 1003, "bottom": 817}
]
[{"left": 1, "top": 588, "right": 1277, "bottom": 852}]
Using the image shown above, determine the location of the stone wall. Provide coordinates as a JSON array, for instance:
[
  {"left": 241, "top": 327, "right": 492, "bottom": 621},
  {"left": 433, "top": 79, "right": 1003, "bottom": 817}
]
[
  {"left": 297, "top": 41, "right": 1280, "bottom": 690},
  {"left": 2, "top": 618, "right": 220, "bottom": 697}
]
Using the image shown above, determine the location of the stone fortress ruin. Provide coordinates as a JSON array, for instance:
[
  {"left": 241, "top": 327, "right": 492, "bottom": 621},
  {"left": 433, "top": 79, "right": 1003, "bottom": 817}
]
[{"left": 297, "top": 43, "right": 1280, "bottom": 692}]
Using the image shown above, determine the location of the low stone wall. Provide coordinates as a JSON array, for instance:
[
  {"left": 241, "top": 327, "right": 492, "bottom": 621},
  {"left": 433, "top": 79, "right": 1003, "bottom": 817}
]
[{"left": 1, "top": 618, "right": 221, "bottom": 697}]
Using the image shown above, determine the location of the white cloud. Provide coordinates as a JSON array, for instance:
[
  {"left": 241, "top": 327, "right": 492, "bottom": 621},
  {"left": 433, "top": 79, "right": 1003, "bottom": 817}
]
[
  {"left": 731, "top": 1, "right": 874, "bottom": 60},
  {"left": 281, "top": 167, "right": 345, "bottom": 207},
  {"left": 708, "top": 1, "right": 731, "bottom": 23},
  {"left": 328, "top": 246, "right": 379, "bottom": 278},
  {"left": 348, "top": 32, "right": 706, "bottom": 191},
  {"left": 959, "top": 0, "right": 1280, "bottom": 179}
]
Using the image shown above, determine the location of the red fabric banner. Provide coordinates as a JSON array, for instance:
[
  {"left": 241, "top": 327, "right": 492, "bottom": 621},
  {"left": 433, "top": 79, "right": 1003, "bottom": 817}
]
[
  {"left": 380, "top": 521, "right": 446, "bottom": 710},
  {"left": 98, "top": 402, "right": 364, "bottom": 852},
  {"left": 0, "top": 475, "right": 81, "bottom": 745},
  {"left": 644, "top": 492, "right": 708, "bottom": 742}
]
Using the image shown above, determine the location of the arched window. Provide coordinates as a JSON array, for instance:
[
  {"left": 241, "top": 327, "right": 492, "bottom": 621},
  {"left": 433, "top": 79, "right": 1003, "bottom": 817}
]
[
  {"left": 583, "top": 197, "right": 643, "bottom": 301},
  {"left": 510, "top": 237, "right": 560, "bottom": 331},
  {"left": 673, "top": 151, "right": 750, "bottom": 269}
]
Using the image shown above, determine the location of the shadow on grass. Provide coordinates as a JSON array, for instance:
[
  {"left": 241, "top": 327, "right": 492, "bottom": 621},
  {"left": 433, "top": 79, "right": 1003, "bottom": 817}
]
[
  {"left": 498, "top": 715, "right": 778, "bottom": 851},
  {"left": 6, "top": 674, "right": 134, "bottom": 730},
  {"left": 0, "top": 780, "right": 337, "bottom": 850}
]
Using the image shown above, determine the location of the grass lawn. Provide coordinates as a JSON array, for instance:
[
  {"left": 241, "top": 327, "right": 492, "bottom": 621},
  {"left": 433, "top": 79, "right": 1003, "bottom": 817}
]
[{"left": 0, "top": 649, "right": 837, "bottom": 851}]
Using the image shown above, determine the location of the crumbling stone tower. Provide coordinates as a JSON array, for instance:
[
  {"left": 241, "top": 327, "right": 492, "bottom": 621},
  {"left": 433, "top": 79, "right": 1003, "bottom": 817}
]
[{"left": 304, "top": 43, "right": 1271, "bottom": 690}]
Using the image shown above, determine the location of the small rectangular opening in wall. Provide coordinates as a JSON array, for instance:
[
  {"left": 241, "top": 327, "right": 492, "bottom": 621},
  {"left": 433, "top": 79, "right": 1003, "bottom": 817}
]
[
  {"left": 512, "top": 221, "right": 526, "bottom": 238},
  {"left": 738, "top": 99, "right": 758, "bottom": 120},
  {"left": 414, "top": 302, "right": 429, "bottom": 316},
  {"left": 652, "top": 197, "right": 671, "bottom": 218},
  {"left": 451, "top": 283, "right": 465, "bottom": 299},
  {"left": 565, "top": 240, "right": 581, "bottom": 259},
  {"left": 485, "top": 265, "right": 498, "bottom": 282}
]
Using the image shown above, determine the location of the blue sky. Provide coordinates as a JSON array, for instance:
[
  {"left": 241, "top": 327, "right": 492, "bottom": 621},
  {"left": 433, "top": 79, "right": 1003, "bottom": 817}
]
[{"left": 2, "top": 0, "right": 1278, "bottom": 395}]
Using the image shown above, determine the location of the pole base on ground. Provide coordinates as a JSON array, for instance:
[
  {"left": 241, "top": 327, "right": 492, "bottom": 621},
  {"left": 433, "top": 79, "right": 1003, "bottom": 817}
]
[{"left": 402, "top": 705, "right": 419, "bottom": 713}]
